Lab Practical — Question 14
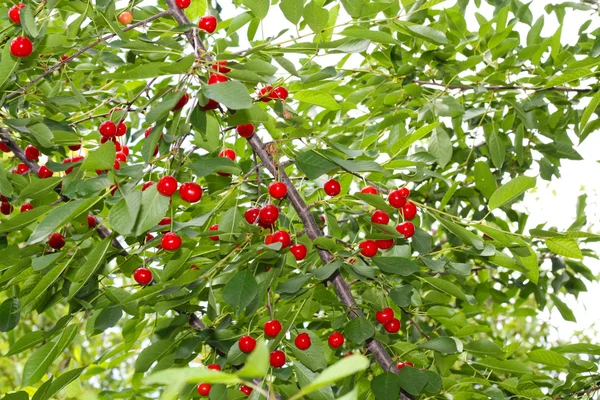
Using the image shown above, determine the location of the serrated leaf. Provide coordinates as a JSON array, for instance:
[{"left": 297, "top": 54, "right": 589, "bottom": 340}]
[
  {"left": 135, "top": 340, "right": 174, "bottom": 373},
  {"left": 108, "top": 191, "right": 142, "bottom": 235},
  {"left": 488, "top": 176, "right": 536, "bottom": 210},
  {"left": 0, "top": 298, "right": 20, "bottom": 332},
  {"left": 243, "top": 0, "right": 269, "bottom": 19},
  {"left": 527, "top": 349, "right": 569, "bottom": 368},
  {"left": 344, "top": 317, "right": 374, "bottom": 343},
  {"left": 202, "top": 81, "right": 252, "bottom": 110},
  {"left": 550, "top": 294, "right": 576, "bottom": 322},
  {"left": 372, "top": 257, "right": 419, "bottom": 276},
  {"left": 546, "top": 237, "right": 582, "bottom": 259},
  {"left": 134, "top": 185, "right": 170, "bottom": 236},
  {"left": 69, "top": 238, "right": 112, "bottom": 299},
  {"left": 423, "top": 277, "right": 477, "bottom": 304},
  {"left": 303, "top": 1, "right": 329, "bottom": 33},
  {"left": 81, "top": 142, "right": 116, "bottom": 171},
  {"left": 294, "top": 89, "right": 340, "bottom": 110},
  {"left": 222, "top": 270, "right": 258, "bottom": 312},
  {"left": 280, "top": 0, "right": 304, "bottom": 24}
]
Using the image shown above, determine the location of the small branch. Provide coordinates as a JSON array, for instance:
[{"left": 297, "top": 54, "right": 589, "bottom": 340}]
[
  {"left": 0, "top": 130, "right": 40, "bottom": 174},
  {"left": 267, "top": 290, "right": 274, "bottom": 320},
  {"left": 6, "top": 10, "right": 170, "bottom": 101},
  {"left": 400, "top": 307, "right": 431, "bottom": 341},
  {"left": 413, "top": 80, "right": 594, "bottom": 93},
  {"left": 253, "top": 151, "right": 262, "bottom": 197},
  {"left": 554, "top": 384, "right": 600, "bottom": 399},
  {"left": 164, "top": 0, "right": 212, "bottom": 61}
]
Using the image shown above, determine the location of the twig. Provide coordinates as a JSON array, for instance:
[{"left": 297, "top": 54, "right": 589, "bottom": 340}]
[
  {"left": 0, "top": 130, "right": 40, "bottom": 174},
  {"left": 253, "top": 151, "right": 262, "bottom": 197},
  {"left": 164, "top": 0, "right": 212, "bottom": 61},
  {"left": 400, "top": 307, "right": 431, "bottom": 341},
  {"left": 554, "top": 384, "right": 600, "bottom": 399},
  {"left": 413, "top": 80, "right": 594, "bottom": 93}
]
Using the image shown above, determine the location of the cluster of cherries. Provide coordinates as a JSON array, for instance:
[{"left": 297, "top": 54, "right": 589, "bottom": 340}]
[{"left": 7, "top": 4, "right": 33, "bottom": 58}]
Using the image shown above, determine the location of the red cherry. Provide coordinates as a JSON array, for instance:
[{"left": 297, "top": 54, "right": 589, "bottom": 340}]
[
  {"left": 133, "top": 267, "right": 153, "bottom": 285},
  {"left": 269, "top": 86, "right": 288, "bottom": 100},
  {"left": 258, "top": 86, "right": 273, "bottom": 102},
  {"left": 268, "top": 182, "right": 287, "bottom": 199},
  {"left": 110, "top": 184, "right": 118, "bottom": 196},
  {"left": 198, "top": 15, "right": 217, "bottom": 33},
  {"left": 68, "top": 143, "right": 81, "bottom": 151},
  {"left": 172, "top": 93, "right": 189, "bottom": 111},
  {"left": 324, "top": 179, "right": 341, "bottom": 196},
  {"left": 0, "top": 142, "right": 10, "bottom": 152},
  {"left": 211, "top": 60, "right": 231, "bottom": 73},
  {"left": 145, "top": 127, "right": 153, "bottom": 138},
  {"left": 237, "top": 124, "right": 255, "bottom": 138},
  {"left": 87, "top": 214, "right": 97, "bottom": 228},
  {"left": 201, "top": 99, "right": 219, "bottom": 111},
  {"left": 397, "top": 187, "right": 410, "bottom": 198},
  {"left": 359, "top": 240, "right": 378, "bottom": 257},
  {"left": 142, "top": 182, "right": 154, "bottom": 191},
  {"left": 271, "top": 230, "right": 291, "bottom": 248},
  {"left": 0, "top": 201, "right": 13, "bottom": 215},
  {"left": 375, "top": 239, "right": 394, "bottom": 250},
  {"left": 122, "top": 146, "right": 130, "bottom": 156},
  {"left": 270, "top": 350, "right": 286, "bottom": 368},
  {"left": 361, "top": 186, "right": 377, "bottom": 195},
  {"left": 388, "top": 190, "right": 407, "bottom": 208},
  {"left": 239, "top": 385, "right": 253, "bottom": 396},
  {"left": 15, "top": 163, "right": 29, "bottom": 174},
  {"left": 376, "top": 307, "right": 394, "bottom": 324},
  {"left": 116, "top": 152, "right": 127, "bottom": 163},
  {"left": 328, "top": 332, "right": 344, "bottom": 349},
  {"left": 396, "top": 222, "right": 415, "bottom": 239},
  {"left": 259, "top": 205, "right": 279, "bottom": 225},
  {"left": 116, "top": 122, "right": 127, "bottom": 136},
  {"left": 10, "top": 36, "right": 32, "bottom": 58},
  {"left": 99, "top": 121, "right": 117, "bottom": 138},
  {"left": 397, "top": 361, "right": 414, "bottom": 370},
  {"left": 371, "top": 210, "right": 390, "bottom": 225},
  {"left": 24, "top": 145, "right": 39, "bottom": 160},
  {"left": 264, "top": 320, "right": 282, "bottom": 338},
  {"left": 157, "top": 176, "right": 178, "bottom": 196},
  {"left": 402, "top": 202, "right": 418, "bottom": 220},
  {"left": 218, "top": 149, "right": 236, "bottom": 161},
  {"left": 159, "top": 217, "right": 171, "bottom": 226},
  {"left": 161, "top": 232, "right": 182, "bottom": 251},
  {"left": 244, "top": 208, "right": 260, "bottom": 224},
  {"left": 8, "top": 3, "right": 25, "bottom": 24},
  {"left": 265, "top": 234, "right": 275, "bottom": 245},
  {"left": 114, "top": 141, "right": 122, "bottom": 152},
  {"left": 209, "top": 224, "right": 219, "bottom": 241},
  {"left": 175, "top": 0, "right": 190, "bottom": 8},
  {"left": 207, "top": 364, "right": 221, "bottom": 371},
  {"left": 197, "top": 383, "right": 211, "bottom": 397},
  {"left": 290, "top": 243, "right": 307, "bottom": 261},
  {"left": 38, "top": 165, "right": 53, "bottom": 178},
  {"left": 179, "top": 182, "right": 203, "bottom": 203},
  {"left": 20, "top": 203, "right": 33, "bottom": 212},
  {"left": 119, "top": 11, "right": 133, "bottom": 25},
  {"left": 238, "top": 335, "right": 256, "bottom": 353},
  {"left": 208, "top": 73, "right": 228, "bottom": 85},
  {"left": 60, "top": 55, "right": 69, "bottom": 62},
  {"left": 48, "top": 232, "right": 65, "bottom": 249},
  {"left": 113, "top": 160, "right": 121, "bottom": 170},
  {"left": 295, "top": 332, "right": 311, "bottom": 350},
  {"left": 384, "top": 318, "right": 401, "bottom": 333}
]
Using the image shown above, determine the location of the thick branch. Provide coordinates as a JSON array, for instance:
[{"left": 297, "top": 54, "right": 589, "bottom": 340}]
[
  {"left": 413, "top": 80, "right": 594, "bottom": 93},
  {"left": 164, "top": 0, "right": 212, "bottom": 61}
]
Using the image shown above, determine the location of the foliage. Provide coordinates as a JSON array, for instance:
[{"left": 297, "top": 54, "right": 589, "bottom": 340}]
[{"left": 0, "top": 0, "right": 599, "bottom": 399}]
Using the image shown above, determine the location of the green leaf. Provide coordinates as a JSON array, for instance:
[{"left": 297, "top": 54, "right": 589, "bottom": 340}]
[
  {"left": 294, "top": 361, "right": 335, "bottom": 400},
  {"left": 243, "top": 0, "right": 269, "bottom": 19},
  {"left": 341, "top": 27, "right": 396, "bottom": 44},
  {"left": 146, "top": 93, "right": 181, "bottom": 124},
  {"left": 303, "top": 1, "right": 329, "bottom": 33},
  {"left": 423, "top": 277, "right": 477, "bottom": 304},
  {"left": 135, "top": 340, "right": 174, "bottom": 373},
  {"left": 222, "top": 270, "right": 258, "bottom": 312},
  {"left": 108, "top": 191, "right": 142, "bottom": 235},
  {"left": 579, "top": 89, "right": 600, "bottom": 134},
  {"left": 0, "top": 42, "right": 20, "bottom": 89},
  {"left": 301, "top": 354, "right": 370, "bottom": 395},
  {"left": 418, "top": 337, "right": 461, "bottom": 354},
  {"left": 280, "top": 0, "right": 304, "bottom": 24},
  {"left": 433, "top": 96, "right": 464, "bottom": 117},
  {"left": 184, "top": 0, "right": 207, "bottom": 20},
  {"left": 20, "top": 5, "right": 39, "bottom": 38},
  {"left": 546, "top": 237, "right": 583, "bottom": 259},
  {"left": 434, "top": 216, "right": 483, "bottom": 249},
  {"left": 294, "top": 89, "right": 340, "bottom": 110},
  {"left": 81, "top": 142, "right": 116, "bottom": 171},
  {"left": 397, "top": 368, "right": 442, "bottom": 396},
  {"left": 488, "top": 130, "right": 505, "bottom": 169},
  {"left": 134, "top": 185, "right": 171, "bottom": 236},
  {"left": 28, "top": 123, "right": 54, "bottom": 148},
  {"left": 474, "top": 358, "right": 530, "bottom": 375},
  {"left": 238, "top": 339, "right": 269, "bottom": 378},
  {"left": 527, "top": 349, "right": 569, "bottom": 368},
  {"left": 372, "top": 257, "right": 419, "bottom": 276},
  {"left": 392, "top": 122, "right": 439, "bottom": 154},
  {"left": 19, "top": 177, "right": 61, "bottom": 200},
  {"left": 27, "top": 199, "right": 88, "bottom": 244},
  {"left": 406, "top": 24, "right": 448, "bottom": 44},
  {"left": 428, "top": 129, "right": 452, "bottom": 167},
  {"left": 0, "top": 298, "right": 20, "bottom": 332},
  {"left": 344, "top": 317, "right": 375, "bottom": 343},
  {"left": 474, "top": 161, "right": 496, "bottom": 199},
  {"left": 550, "top": 294, "right": 576, "bottom": 322},
  {"left": 291, "top": 329, "right": 328, "bottom": 372},
  {"left": 20, "top": 262, "right": 64, "bottom": 309},
  {"left": 42, "top": 367, "right": 85, "bottom": 400},
  {"left": 488, "top": 176, "right": 536, "bottom": 210},
  {"left": 0, "top": 205, "right": 51, "bottom": 233},
  {"left": 22, "top": 325, "right": 76, "bottom": 386},
  {"left": 202, "top": 81, "right": 252, "bottom": 110},
  {"left": 371, "top": 372, "right": 402, "bottom": 400},
  {"left": 389, "top": 285, "right": 413, "bottom": 307},
  {"left": 145, "top": 367, "right": 240, "bottom": 385},
  {"left": 295, "top": 150, "right": 337, "bottom": 179},
  {"left": 69, "top": 238, "right": 112, "bottom": 299},
  {"left": 545, "top": 68, "right": 593, "bottom": 88}
]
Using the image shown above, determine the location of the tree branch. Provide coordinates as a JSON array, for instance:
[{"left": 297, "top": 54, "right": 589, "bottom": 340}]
[
  {"left": 164, "top": 0, "right": 212, "bottom": 61},
  {"left": 0, "top": 130, "right": 40, "bottom": 174},
  {"left": 413, "top": 80, "right": 594, "bottom": 93}
]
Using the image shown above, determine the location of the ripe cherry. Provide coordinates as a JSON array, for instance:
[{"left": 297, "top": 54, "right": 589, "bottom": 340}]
[
  {"left": 219, "top": 148, "right": 236, "bottom": 161},
  {"left": 265, "top": 234, "right": 275, "bottom": 245},
  {"left": 161, "top": 232, "right": 182, "bottom": 251},
  {"left": 402, "top": 202, "right": 418, "bottom": 220},
  {"left": 119, "top": 11, "right": 133, "bottom": 25},
  {"left": 116, "top": 122, "right": 127, "bottom": 136},
  {"left": 375, "top": 239, "right": 394, "bottom": 250},
  {"left": 258, "top": 86, "right": 273, "bottom": 101},
  {"left": 48, "top": 232, "right": 65, "bottom": 249},
  {"left": 38, "top": 165, "right": 53, "bottom": 178},
  {"left": 239, "top": 385, "right": 253, "bottom": 396},
  {"left": 113, "top": 160, "right": 121, "bottom": 170},
  {"left": 269, "top": 86, "right": 289, "bottom": 100},
  {"left": 211, "top": 60, "right": 231, "bottom": 73},
  {"left": 270, "top": 350, "right": 286, "bottom": 368},
  {"left": 237, "top": 124, "right": 255, "bottom": 138},
  {"left": 172, "top": 93, "right": 189, "bottom": 111},
  {"left": 10, "top": 36, "right": 32, "bottom": 58},
  {"left": 201, "top": 99, "right": 219, "bottom": 111},
  {"left": 68, "top": 142, "right": 81, "bottom": 151},
  {"left": 295, "top": 332, "right": 311, "bottom": 350},
  {"left": 271, "top": 230, "right": 291, "bottom": 248},
  {"left": 238, "top": 335, "right": 256, "bottom": 353},
  {"left": 157, "top": 176, "right": 178, "bottom": 196},
  {"left": 244, "top": 208, "right": 260, "bottom": 224},
  {"left": 142, "top": 181, "right": 154, "bottom": 191},
  {"left": 122, "top": 146, "right": 130, "bottom": 156},
  {"left": 87, "top": 214, "right": 97, "bottom": 228},
  {"left": 179, "top": 182, "right": 203, "bottom": 203},
  {"left": 0, "top": 201, "right": 13, "bottom": 215},
  {"left": 0, "top": 142, "right": 10, "bottom": 152},
  {"left": 323, "top": 179, "right": 341, "bottom": 196},
  {"left": 8, "top": 3, "right": 25, "bottom": 24},
  {"left": 384, "top": 318, "right": 401, "bottom": 333},
  {"left": 259, "top": 204, "right": 279, "bottom": 225},
  {"left": 133, "top": 267, "right": 153, "bottom": 285},
  {"left": 198, "top": 15, "right": 217, "bottom": 33},
  {"left": 328, "top": 332, "right": 345, "bottom": 349},
  {"left": 359, "top": 240, "right": 378, "bottom": 257},
  {"left": 99, "top": 121, "right": 117, "bottom": 137},
  {"left": 264, "top": 320, "right": 282, "bottom": 338},
  {"left": 209, "top": 224, "right": 219, "bottom": 241},
  {"left": 268, "top": 181, "right": 287, "bottom": 199},
  {"left": 371, "top": 210, "right": 390, "bottom": 225},
  {"left": 361, "top": 186, "right": 377, "bottom": 195},
  {"left": 388, "top": 189, "right": 407, "bottom": 208},
  {"left": 20, "top": 203, "right": 33, "bottom": 212},
  {"left": 24, "top": 145, "right": 39, "bottom": 160},
  {"left": 175, "top": 0, "right": 190, "bottom": 8},
  {"left": 197, "top": 383, "right": 211, "bottom": 397},
  {"left": 116, "top": 152, "right": 127, "bottom": 162},
  {"left": 376, "top": 307, "right": 394, "bottom": 324},
  {"left": 15, "top": 163, "right": 29, "bottom": 174},
  {"left": 207, "top": 364, "right": 221, "bottom": 371},
  {"left": 159, "top": 217, "right": 171, "bottom": 226},
  {"left": 290, "top": 243, "right": 307, "bottom": 261},
  {"left": 396, "top": 221, "right": 415, "bottom": 239},
  {"left": 397, "top": 361, "right": 414, "bottom": 370},
  {"left": 208, "top": 73, "right": 228, "bottom": 85},
  {"left": 397, "top": 187, "right": 410, "bottom": 198}
]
